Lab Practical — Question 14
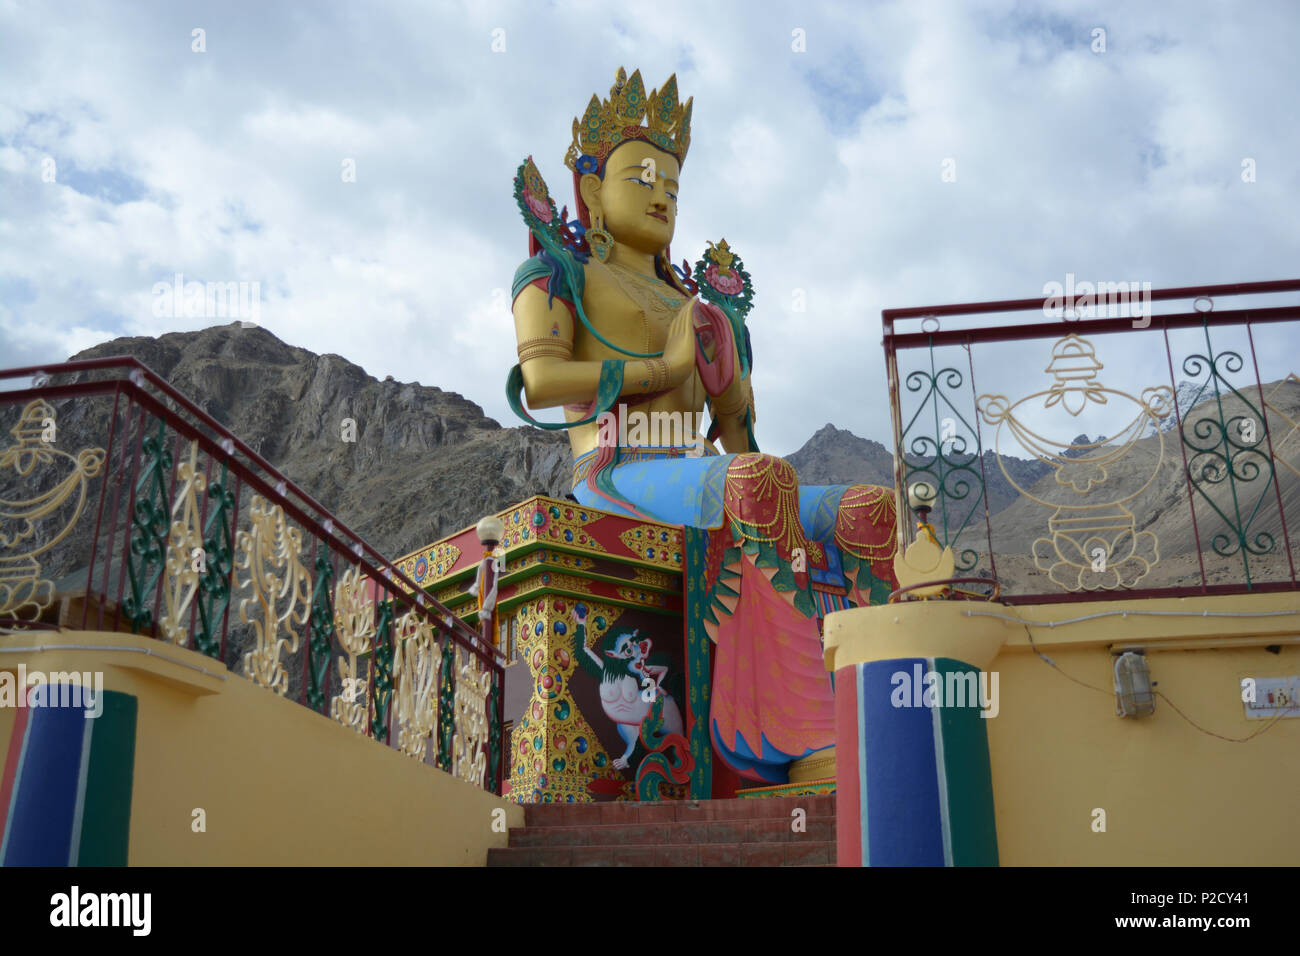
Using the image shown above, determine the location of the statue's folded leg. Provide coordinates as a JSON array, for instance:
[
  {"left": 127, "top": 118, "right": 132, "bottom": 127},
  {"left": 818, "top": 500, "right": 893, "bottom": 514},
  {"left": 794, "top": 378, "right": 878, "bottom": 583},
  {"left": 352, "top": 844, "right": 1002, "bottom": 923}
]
[
  {"left": 569, "top": 450, "right": 733, "bottom": 527},
  {"left": 571, "top": 456, "right": 898, "bottom": 787},
  {"left": 708, "top": 479, "right": 901, "bottom": 785},
  {"left": 799, "top": 483, "right": 900, "bottom": 606},
  {"left": 707, "top": 454, "right": 837, "bottom": 784}
]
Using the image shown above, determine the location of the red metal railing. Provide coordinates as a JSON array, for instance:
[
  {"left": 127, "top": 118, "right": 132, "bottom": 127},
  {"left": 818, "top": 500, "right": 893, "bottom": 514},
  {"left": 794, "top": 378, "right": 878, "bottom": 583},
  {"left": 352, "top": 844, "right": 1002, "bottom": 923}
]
[
  {"left": 0, "top": 357, "right": 506, "bottom": 794},
  {"left": 882, "top": 279, "right": 1300, "bottom": 604}
]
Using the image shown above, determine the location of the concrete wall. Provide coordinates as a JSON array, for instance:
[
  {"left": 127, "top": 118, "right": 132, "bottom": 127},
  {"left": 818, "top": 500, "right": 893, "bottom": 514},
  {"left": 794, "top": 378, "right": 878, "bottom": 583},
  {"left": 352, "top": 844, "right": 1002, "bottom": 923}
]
[
  {"left": 986, "top": 594, "right": 1300, "bottom": 865},
  {"left": 825, "top": 591, "right": 1300, "bottom": 865},
  {"left": 0, "top": 631, "right": 522, "bottom": 865}
]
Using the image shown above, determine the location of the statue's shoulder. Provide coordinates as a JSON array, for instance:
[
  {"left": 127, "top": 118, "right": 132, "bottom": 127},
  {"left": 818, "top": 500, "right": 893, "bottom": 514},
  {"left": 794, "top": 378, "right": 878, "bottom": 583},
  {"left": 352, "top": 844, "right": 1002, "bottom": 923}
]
[
  {"left": 512, "top": 253, "right": 555, "bottom": 295},
  {"left": 511, "top": 251, "right": 585, "bottom": 308}
]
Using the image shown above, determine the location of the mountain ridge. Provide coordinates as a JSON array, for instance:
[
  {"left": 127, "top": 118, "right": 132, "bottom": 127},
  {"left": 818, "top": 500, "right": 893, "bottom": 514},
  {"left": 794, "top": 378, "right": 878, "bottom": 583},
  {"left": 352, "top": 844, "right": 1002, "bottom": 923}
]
[
  {"left": 18, "top": 323, "right": 1297, "bottom": 598},
  {"left": 34, "top": 324, "right": 1062, "bottom": 563}
]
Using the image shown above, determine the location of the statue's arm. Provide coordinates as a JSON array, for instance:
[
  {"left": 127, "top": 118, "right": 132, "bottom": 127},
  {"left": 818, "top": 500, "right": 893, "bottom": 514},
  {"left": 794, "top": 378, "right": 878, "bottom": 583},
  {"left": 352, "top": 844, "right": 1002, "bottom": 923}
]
[
  {"left": 571, "top": 615, "right": 603, "bottom": 676},
  {"left": 714, "top": 379, "right": 756, "bottom": 453},
  {"left": 709, "top": 318, "right": 757, "bottom": 453},
  {"left": 513, "top": 282, "right": 693, "bottom": 409}
]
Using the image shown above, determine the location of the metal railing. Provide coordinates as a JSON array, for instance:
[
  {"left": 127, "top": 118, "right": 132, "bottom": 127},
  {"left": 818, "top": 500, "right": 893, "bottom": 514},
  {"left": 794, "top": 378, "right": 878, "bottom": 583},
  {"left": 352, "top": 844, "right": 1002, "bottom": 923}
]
[
  {"left": 0, "top": 357, "right": 505, "bottom": 794},
  {"left": 883, "top": 279, "right": 1300, "bottom": 604}
]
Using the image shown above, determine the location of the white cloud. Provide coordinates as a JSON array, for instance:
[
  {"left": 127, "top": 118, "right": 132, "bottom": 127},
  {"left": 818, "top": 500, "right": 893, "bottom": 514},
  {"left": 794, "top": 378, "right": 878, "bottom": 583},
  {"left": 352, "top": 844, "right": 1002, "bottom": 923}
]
[{"left": 0, "top": 0, "right": 1297, "bottom": 458}]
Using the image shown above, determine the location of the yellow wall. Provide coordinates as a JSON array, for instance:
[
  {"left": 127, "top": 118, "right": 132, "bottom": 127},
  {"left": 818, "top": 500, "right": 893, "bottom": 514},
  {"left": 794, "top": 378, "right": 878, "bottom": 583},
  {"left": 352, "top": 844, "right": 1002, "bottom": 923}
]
[
  {"left": 0, "top": 632, "right": 522, "bottom": 865},
  {"left": 826, "top": 592, "right": 1300, "bottom": 865}
]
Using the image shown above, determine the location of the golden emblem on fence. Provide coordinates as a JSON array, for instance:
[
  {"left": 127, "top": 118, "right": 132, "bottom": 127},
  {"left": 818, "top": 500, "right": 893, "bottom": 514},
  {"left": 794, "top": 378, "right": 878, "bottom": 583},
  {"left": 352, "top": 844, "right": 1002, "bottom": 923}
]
[
  {"left": 0, "top": 400, "right": 105, "bottom": 623},
  {"left": 978, "top": 334, "right": 1174, "bottom": 591}
]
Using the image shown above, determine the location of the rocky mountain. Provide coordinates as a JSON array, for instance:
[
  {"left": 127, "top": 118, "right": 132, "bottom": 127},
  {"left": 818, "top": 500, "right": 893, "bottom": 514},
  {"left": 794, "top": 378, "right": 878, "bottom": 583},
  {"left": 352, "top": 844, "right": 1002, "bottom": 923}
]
[
  {"left": 10, "top": 323, "right": 1298, "bottom": 605},
  {"left": 785, "top": 381, "right": 1300, "bottom": 593},
  {"left": 785, "top": 422, "right": 1052, "bottom": 517},
  {"left": 17, "top": 323, "right": 572, "bottom": 581},
  {"left": 785, "top": 424, "right": 896, "bottom": 487},
  {"left": 987, "top": 376, "right": 1300, "bottom": 589}
]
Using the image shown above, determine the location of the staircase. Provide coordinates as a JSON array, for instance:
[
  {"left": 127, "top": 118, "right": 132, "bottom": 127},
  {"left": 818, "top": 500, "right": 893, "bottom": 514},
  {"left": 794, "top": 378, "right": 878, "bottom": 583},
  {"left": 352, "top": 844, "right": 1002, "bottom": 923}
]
[{"left": 487, "top": 794, "right": 837, "bottom": 866}]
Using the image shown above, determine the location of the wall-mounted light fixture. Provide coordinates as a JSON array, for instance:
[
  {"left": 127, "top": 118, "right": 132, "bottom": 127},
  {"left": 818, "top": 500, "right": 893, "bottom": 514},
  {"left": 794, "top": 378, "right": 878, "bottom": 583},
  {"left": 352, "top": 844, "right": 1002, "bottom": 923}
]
[{"left": 1114, "top": 650, "right": 1155, "bottom": 717}]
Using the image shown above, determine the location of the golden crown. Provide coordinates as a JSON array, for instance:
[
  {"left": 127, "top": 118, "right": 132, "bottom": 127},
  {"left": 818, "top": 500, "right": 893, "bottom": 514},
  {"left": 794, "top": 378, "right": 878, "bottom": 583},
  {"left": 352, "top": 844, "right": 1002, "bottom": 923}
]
[{"left": 565, "top": 67, "right": 693, "bottom": 174}]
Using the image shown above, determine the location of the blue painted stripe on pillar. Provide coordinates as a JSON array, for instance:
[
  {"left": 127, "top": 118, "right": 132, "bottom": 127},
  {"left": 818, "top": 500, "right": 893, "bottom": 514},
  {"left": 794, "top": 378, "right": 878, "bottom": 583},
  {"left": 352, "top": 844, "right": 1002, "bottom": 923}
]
[
  {"left": 2, "top": 686, "right": 86, "bottom": 866},
  {"left": 861, "top": 658, "right": 945, "bottom": 866}
]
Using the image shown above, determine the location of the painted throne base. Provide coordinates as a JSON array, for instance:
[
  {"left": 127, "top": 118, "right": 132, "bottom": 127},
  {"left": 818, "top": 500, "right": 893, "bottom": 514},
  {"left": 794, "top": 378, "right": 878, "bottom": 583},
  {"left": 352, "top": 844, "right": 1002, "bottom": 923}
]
[
  {"left": 788, "top": 747, "right": 835, "bottom": 783},
  {"left": 733, "top": 749, "right": 837, "bottom": 799}
]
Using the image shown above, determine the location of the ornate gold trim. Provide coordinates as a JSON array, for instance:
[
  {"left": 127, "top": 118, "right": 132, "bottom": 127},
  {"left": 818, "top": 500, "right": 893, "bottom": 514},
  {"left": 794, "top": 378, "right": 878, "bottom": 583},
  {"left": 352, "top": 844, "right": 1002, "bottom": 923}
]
[
  {"left": 517, "top": 336, "right": 573, "bottom": 364},
  {"left": 398, "top": 541, "right": 462, "bottom": 584},
  {"left": 615, "top": 586, "right": 667, "bottom": 608},
  {"left": 618, "top": 523, "right": 684, "bottom": 568},
  {"left": 631, "top": 566, "right": 674, "bottom": 589},
  {"left": 513, "top": 571, "right": 594, "bottom": 596}
]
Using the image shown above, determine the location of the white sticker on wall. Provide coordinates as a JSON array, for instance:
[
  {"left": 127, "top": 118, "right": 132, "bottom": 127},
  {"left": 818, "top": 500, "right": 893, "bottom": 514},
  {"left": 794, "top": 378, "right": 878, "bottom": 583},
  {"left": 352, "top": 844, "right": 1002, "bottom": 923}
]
[{"left": 1242, "top": 676, "right": 1300, "bottom": 720}]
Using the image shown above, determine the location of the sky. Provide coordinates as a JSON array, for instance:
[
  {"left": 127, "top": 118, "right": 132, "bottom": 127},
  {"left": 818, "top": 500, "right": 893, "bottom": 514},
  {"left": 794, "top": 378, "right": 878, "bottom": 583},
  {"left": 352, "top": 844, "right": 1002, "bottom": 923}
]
[{"left": 2, "top": 0, "right": 1298, "bottom": 456}]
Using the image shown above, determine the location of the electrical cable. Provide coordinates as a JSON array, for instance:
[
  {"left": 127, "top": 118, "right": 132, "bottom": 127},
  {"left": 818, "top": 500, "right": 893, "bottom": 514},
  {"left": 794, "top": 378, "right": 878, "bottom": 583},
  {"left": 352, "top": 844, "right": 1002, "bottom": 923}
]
[
  {"left": 966, "top": 606, "right": 1300, "bottom": 628},
  {"left": 1020, "top": 624, "right": 1296, "bottom": 743}
]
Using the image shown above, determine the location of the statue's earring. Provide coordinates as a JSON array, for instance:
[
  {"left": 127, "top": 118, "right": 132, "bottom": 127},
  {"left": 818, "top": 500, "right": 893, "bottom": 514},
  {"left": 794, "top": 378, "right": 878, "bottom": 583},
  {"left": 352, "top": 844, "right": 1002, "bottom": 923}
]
[{"left": 587, "top": 211, "right": 613, "bottom": 263}]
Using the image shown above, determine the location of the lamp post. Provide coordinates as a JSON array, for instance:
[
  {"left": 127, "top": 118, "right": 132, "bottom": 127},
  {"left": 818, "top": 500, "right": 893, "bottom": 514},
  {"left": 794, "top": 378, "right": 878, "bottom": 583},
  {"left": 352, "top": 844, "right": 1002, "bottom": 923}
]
[
  {"left": 469, "top": 515, "right": 505, "bottom": 647},
  {"left": 908, "top": 479, "right": 938, "bottom": 543}
]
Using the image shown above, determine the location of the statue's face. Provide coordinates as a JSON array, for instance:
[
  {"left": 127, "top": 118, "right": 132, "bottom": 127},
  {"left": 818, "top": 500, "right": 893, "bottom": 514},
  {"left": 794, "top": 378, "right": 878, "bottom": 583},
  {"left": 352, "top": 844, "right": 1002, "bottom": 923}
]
[{"left": 586, "top": 140, "right": 679, "bottom": 255}]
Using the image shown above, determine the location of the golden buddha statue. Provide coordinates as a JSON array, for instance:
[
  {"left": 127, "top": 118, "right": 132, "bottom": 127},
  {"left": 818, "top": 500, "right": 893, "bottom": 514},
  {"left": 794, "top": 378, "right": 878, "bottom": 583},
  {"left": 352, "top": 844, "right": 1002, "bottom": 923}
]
[{"left": 506, "top": 68, "right": 898, "bottom": 786}]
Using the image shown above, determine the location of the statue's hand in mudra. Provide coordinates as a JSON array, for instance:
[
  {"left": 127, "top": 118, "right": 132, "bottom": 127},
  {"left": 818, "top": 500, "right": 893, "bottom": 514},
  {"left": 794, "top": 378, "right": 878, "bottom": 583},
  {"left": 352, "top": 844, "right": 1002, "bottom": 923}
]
[
  {"left": 665, "top": 298, "right": 742, "bottom": 391},
  {"left": 662, "top": 300, "right": 698, "bottom": 389}
]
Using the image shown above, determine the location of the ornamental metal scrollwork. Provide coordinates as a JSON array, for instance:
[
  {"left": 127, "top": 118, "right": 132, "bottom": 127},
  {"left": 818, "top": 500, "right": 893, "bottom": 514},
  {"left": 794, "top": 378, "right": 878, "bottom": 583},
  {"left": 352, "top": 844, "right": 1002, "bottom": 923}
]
[
  {"left": 331, "top": 563, "right": 375, "bottom": 733},
  {"left": 1179, "top": 329, "right": 1282, "bottom": 587},
  {"left": 487, "top": 666, "right": 503, "bottom": 793},
  {"left": 369, "top": 599, "right": 395, "bottom": 740},
  {"left": 235, "top": 494, "right": 311, "bottom": 694},
  {"left": 306, "top": 552, "right": 335, "bottom": 712},
  {"left": 452, "top": 645, "right": 492, "bottom": 788},
  {"left": 123, "top": 419, "right": 172, "bottom": 632},
  {"left": 393, "top": 609, "right": 441, "bottom": 761},
  {"left": 900, "top": 361, "right": 986, "bottom": 572},
  {"left": 159, "top": 440, "right": 205, "bottom": 645},
  {"left": 194, "top": 461, "right": 235, "bottom": 658},
  {"left": 436, "top": 632, "right": 456, "bottom": 771},
  {"left": 0, "top": 400, "right": 105, "bottom": 623}
]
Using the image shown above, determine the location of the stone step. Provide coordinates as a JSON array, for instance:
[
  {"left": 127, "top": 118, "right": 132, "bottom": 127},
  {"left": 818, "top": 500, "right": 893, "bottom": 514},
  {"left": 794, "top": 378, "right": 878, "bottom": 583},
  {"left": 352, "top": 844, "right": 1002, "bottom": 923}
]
[
  {"left": 521, "top": 794, "right": 836, "bottom": 828},
  {"left": 508, "top": 815, "right": 836, "bottom": 847},
  {"left": 486, "top": 840, "right": 836, "bottom": 867}
]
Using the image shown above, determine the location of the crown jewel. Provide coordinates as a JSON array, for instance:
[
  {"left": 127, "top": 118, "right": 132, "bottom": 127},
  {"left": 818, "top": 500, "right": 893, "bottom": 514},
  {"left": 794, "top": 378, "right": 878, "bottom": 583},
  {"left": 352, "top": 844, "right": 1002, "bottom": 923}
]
[{"left": 565, "top": 67, "right": 693, "bottom": 173}]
